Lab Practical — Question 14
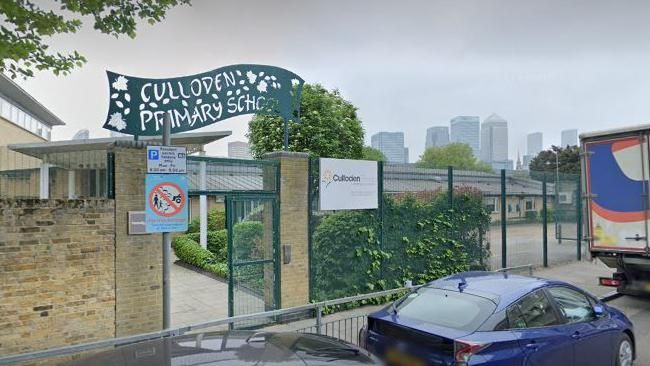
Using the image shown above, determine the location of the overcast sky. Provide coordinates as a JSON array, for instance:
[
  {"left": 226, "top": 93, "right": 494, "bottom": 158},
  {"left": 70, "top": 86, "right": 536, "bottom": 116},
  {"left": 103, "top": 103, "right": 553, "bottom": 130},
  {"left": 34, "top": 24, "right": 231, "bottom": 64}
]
[{"left": 15, "top": 0, "right": 650, "bottom": 161}]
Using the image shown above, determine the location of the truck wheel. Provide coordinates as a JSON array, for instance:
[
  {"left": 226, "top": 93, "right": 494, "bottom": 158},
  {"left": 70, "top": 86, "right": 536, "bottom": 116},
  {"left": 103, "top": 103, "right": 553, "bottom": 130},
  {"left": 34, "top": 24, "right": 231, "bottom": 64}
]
[{"left": 616, "top": 334, "right": 634, "bottom": 366}]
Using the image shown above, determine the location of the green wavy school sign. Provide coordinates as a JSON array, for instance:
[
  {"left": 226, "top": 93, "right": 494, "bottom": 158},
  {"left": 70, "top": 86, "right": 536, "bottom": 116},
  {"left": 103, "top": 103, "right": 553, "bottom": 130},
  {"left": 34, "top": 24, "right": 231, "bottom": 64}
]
[{"left": 103, "top": 64, "right": 304, "bottom": 136}]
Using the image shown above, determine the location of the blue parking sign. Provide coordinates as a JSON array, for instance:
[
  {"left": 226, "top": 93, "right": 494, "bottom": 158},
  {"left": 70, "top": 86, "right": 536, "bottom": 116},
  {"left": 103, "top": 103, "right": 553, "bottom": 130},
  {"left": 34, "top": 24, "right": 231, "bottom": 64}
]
[
  {"left": 145, "top": 174, "right": 188, "bottom": 233},
  {"left": 148, "top": 149, "right": 160, "bottom": 160}
]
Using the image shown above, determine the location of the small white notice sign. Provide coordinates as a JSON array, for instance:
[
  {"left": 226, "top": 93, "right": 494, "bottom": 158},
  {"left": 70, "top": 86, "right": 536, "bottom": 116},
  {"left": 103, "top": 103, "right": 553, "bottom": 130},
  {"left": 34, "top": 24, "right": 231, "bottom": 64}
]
[
  {"left": 147, "top": 146, "right": 187, "bottom": 174},
  {"left": 319, "top": 158, "right": 378, "bottom": 211}
]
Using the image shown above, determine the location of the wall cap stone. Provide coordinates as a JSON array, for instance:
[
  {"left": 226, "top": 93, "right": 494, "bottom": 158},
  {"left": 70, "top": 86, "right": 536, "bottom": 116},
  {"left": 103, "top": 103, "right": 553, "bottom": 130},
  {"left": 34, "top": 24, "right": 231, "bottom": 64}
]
[{"left": 264, "top": 151, "right": 310, "bottom": 160}]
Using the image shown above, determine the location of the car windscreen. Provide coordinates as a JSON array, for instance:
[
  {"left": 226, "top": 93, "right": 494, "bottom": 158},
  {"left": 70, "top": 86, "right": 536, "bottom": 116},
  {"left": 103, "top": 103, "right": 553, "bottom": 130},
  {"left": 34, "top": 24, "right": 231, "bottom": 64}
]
[{"left": 395, "top": 287, "right": 497, "bottom": 332}]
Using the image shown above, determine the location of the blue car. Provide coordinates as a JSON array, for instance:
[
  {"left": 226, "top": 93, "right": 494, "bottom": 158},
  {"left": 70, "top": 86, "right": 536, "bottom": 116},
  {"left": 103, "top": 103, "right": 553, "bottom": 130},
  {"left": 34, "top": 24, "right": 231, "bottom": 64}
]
[{"left": 361, "top": 271, "right": 635, "bottom": 366}]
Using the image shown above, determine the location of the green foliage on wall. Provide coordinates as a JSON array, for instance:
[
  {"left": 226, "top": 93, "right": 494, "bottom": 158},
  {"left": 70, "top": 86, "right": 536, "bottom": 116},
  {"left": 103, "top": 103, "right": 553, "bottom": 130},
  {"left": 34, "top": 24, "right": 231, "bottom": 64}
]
[{"left": 311, "top": 189, "right": 491, "bottom": 302}]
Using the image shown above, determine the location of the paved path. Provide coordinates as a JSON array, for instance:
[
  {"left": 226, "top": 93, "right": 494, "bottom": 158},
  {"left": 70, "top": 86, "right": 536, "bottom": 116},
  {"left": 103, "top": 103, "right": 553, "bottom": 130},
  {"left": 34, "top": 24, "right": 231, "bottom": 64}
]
[
  {"left": 488, "top": 223, "right": 585, "bottom": 270},
  {"left": 171, "top": 260, "right": 228, "bottom": 327}
]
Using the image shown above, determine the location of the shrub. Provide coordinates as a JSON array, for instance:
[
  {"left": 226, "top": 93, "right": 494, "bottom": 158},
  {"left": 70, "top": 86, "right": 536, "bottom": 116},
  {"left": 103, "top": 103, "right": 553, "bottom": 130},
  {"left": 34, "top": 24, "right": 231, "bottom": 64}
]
[
  {"left": 185, "top": 229, "right": 228, "bottom": 262},
  {"left": 172, "top": 235, "right": 228, "bottom": 278},
  {"left": 232, "top": 221, "right": 264, "bottom": 260},
  {"left": 188, "top": 209, "right": 226, "bottom": 233}
]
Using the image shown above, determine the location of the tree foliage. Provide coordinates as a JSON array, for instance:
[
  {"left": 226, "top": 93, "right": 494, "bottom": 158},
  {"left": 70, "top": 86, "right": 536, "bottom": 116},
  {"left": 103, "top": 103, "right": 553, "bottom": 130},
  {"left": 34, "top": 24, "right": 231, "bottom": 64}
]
[
  {"left": 362, "top": 146, "right": 385, "bottom": 161},
  {"left": 248, "top": 83, "right": 365, "bottom": 159},
  {"left": 0, "top": 0, "right": 190, "bottom": 78},
  {"left": 529, "top": 145, "right": 580, "bottom": 175},
  {"left": 416, "top": 143, "right": 493, "bottom": 172}
]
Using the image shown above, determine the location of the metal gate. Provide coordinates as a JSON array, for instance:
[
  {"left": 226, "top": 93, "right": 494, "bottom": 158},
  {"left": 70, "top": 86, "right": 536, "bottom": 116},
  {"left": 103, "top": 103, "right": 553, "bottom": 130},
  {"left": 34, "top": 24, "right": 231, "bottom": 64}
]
[
  {"left": 226, "top": 195, "right": 280, "bottom": 326},
  {"left": 186, "top": 156, "right": 280, "bottom": 327}
]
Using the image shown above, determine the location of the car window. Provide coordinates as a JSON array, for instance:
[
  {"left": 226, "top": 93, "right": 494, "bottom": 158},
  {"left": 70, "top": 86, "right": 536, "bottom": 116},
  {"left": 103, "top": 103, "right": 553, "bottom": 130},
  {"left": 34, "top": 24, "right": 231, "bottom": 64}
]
[
  {"left": 394, "top": 287, "right": 497, "bottom": 332},
  {"left": 511, "top": 290, "right": 560, "bottom": 328},
  {"left": 547, "top": 287, "right": 595, "bottom": 324},
  {"left": 506, "top": 304, "right": 527, "bottom": 329}
]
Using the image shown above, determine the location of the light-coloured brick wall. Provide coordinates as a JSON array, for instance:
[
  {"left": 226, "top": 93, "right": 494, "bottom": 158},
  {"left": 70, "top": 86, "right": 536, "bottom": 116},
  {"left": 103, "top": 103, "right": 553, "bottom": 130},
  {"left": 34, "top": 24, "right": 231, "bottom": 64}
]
[
  {"left": 113, "top": 146, "right": 163, "bottom": 336},
  {"left": 0, "top": 199, "right": 115, "bottom": 357},
  {"left": 266, "top": 152, "right": 309, "bottom": 308}
]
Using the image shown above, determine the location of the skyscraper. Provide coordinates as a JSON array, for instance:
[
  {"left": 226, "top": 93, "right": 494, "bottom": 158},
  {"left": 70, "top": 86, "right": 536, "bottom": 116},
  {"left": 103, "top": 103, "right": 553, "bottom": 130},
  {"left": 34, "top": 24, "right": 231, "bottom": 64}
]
[
  {"left": 425, "top": 126, "right": 449, "bottom": 149},
  {"left": 561, "top": 129, "right": 578, "bottom": 147},
  {"left": 527, "top": 132, "right": 543, "bottom": 156},
  {"left": 480, "top": 113, "right": 508, "bottom": 163},
  {"left": 228, "top": 141, "right": 253, "bottom": 159},
  {"left": 371, "top": 132, "right": 406, "bottom": 163},
  {"left": 450, "top": 116, "right": 480, "bottom": 158}
]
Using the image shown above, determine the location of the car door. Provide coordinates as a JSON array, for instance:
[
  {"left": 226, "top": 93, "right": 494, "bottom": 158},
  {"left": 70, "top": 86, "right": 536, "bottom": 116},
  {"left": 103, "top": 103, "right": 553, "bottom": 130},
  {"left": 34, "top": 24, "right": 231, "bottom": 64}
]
[
  {"left": 508, "top": 289, "right": 574, "bottom": 366},
  {"left": 545, "top": 286, "right": 615, "bottom": 366}
]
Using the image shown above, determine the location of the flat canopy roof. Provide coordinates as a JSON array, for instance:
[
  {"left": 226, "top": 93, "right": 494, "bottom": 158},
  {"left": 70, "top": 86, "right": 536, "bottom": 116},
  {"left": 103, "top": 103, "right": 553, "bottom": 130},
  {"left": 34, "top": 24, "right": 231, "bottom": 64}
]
[{"left": 8, "top": 130, "right": 232, "bottom": 158}]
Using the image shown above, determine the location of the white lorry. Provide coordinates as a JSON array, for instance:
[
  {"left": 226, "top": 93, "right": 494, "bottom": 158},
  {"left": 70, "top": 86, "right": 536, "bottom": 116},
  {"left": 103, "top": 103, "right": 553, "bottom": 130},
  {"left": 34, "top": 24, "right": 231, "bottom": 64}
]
[{"left": 581, "top": 125, "right": 650, "bottom": 295}]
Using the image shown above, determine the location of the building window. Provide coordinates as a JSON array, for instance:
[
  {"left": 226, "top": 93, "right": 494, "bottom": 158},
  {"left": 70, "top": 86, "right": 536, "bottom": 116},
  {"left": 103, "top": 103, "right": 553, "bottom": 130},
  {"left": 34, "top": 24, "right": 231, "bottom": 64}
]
[
  {"left": 508, "top": 204, "right": 512, "bottom": 213},
  {"left": 0, "top": 94, "right": 51, "bottom": 140},
  {"left": 485, "top": 197, "right": 498, "bottom": 213},
  {"left": 525, "top": 200, "right": 534, "bottom": 210}
]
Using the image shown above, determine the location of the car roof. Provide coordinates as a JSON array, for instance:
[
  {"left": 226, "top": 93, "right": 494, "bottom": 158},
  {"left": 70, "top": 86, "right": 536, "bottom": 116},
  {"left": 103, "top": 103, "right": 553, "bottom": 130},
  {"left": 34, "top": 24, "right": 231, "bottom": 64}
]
[
  {"left": 426, "top": 271, "right": 563, "bottom": 311},
  {"left": 62, "top": 331, "right": 378, "bottom": 366}
]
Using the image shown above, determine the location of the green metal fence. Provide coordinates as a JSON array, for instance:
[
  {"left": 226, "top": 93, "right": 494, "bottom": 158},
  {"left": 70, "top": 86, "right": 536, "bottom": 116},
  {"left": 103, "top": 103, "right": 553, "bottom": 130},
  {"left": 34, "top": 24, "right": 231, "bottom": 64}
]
[{"left": 308, "top": 160, "right": 583, "bottom": 302}]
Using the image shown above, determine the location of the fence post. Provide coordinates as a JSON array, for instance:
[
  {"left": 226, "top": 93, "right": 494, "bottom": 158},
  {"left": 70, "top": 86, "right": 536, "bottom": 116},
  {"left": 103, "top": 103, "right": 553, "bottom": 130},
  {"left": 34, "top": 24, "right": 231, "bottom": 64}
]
[
  {"left": 307, "top": 157, "right": 314, "bottom": 302},
  {"left": 316, "top": 304, "right": 323, "bottom": 335},
  {"left": 448, "top": 166, "right": 453, "bottom": 208},
  {"left": 501, "top": 169, "right": 507, "bottom": 269},
  {"left": 576, "top": 174, "right": 582, "bottom": 261},
  {"left": 542, "top": 174, "right": 548, "bottom": 267}
]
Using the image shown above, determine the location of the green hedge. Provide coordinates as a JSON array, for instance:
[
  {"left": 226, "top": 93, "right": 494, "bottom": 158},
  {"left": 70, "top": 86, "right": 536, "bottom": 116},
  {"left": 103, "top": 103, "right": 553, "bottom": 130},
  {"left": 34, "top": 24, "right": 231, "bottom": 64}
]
[
  {"left": 173, "top": 220, "right": 265, "bottom": 280},
  {"left": 188, "top": 209, "right": 226, "bottom": 233},
  {"left": 172, "top": 235, "right": 228, "bottom": 278},
  {"left": 312, "top": 189, "right": 491, "bottom": 302},
  {"left": 232, "top": 221, "right": 264, "bottom": 260},
  {"left": 185, "top": 229, "right": 228, "bottom": 262}
]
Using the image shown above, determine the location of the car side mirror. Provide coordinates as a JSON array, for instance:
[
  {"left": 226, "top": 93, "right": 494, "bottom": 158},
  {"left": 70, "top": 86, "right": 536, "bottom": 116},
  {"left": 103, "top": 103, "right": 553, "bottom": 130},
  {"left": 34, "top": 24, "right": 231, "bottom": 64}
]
[{"left": 593, "top": 304, "right": 604, "bottom": 317}]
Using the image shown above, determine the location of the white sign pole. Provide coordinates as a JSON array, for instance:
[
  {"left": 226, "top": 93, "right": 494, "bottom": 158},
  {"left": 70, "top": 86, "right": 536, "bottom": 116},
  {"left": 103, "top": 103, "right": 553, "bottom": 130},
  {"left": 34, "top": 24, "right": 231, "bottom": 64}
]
[{"left": 199, "top": 160, "right": 208, "bottom": 249}]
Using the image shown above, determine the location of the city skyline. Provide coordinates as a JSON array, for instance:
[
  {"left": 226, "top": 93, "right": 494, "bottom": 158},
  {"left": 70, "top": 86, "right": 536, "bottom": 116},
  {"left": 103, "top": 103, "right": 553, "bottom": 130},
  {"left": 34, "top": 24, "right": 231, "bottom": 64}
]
[{"left": 14, "top": 0, "right": 628, "bottom": 161}]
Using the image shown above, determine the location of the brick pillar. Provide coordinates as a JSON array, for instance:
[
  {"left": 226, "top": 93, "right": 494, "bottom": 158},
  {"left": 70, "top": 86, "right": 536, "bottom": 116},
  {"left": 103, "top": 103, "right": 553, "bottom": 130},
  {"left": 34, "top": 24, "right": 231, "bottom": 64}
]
[
  {"left": 112, "top": 144, "right": 163, "bottom": 336},
  {"left": 265, "top": 151, "right": 310, "bottom": 308}
]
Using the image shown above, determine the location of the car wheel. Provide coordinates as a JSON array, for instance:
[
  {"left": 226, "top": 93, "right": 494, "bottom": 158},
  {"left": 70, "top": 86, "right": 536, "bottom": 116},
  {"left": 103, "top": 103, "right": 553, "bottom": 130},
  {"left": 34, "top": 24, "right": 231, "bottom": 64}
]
[{"left": 616, "top": 334, "right": 634, "bottom": 366}]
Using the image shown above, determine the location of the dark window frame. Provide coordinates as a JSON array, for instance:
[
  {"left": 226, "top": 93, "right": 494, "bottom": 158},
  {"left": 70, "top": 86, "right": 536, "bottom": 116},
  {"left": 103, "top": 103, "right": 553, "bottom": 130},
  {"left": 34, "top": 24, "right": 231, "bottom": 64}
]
[{"left": 544, "top": 286, "right": 599, "bottom": 325}]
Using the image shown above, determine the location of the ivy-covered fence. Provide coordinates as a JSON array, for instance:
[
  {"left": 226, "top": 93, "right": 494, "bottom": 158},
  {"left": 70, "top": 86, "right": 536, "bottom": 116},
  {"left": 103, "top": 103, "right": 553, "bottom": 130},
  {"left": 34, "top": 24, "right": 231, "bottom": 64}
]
[
  {"left": 308, "top": 160, "right": 491, "bottom": 302},
  {"left": 309, "top": 160, "right": 584, "bottom": 302}
]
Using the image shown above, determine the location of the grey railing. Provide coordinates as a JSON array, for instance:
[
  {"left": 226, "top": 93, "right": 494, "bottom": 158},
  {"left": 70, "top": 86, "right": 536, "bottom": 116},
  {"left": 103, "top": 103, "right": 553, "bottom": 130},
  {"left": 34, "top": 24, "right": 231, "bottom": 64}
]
[
  {"left": 1, "top": 266, "right": 537, "bottom": 365},
  {"left": 0, "top": 287, "right": 410, "bottom": 365}
]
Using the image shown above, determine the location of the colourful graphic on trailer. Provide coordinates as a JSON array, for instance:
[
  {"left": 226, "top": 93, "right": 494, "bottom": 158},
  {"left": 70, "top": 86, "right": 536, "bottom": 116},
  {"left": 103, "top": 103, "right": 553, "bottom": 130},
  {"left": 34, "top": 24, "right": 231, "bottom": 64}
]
[
  {"left": 145, "top": 174, "right": 188, "bottom": 233},
  {"left": 587, "top": 137, "right": 648, "bottom": 249}
]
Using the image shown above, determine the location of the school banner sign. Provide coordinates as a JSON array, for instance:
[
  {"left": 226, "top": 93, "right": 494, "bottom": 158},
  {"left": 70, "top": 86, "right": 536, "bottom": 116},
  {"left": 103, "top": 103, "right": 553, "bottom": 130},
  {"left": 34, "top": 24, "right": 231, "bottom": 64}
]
[{"left": 103, "top": 64, "right": 304, "bottom": 136}]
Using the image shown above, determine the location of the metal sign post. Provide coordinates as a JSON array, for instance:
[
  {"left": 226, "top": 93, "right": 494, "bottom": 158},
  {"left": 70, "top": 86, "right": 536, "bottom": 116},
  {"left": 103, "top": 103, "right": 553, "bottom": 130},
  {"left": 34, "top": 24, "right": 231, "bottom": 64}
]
[{"left": 162, "top": 114, "right": 172, "bottom": 329}]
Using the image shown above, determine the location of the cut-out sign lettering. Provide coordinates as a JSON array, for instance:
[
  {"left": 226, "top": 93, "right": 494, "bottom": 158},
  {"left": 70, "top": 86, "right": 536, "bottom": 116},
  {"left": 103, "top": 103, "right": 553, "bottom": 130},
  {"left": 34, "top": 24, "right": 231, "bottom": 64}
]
[{"left": 103, "top": 64, "right": 304, "bottom": 136}]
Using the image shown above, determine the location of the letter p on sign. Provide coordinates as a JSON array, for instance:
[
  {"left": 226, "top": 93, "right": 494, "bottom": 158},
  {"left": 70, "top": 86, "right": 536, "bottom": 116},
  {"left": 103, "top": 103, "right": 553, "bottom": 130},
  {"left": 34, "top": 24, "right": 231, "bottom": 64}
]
[{"left": 148, "top": 149, "right": 159, "bottom": 160}]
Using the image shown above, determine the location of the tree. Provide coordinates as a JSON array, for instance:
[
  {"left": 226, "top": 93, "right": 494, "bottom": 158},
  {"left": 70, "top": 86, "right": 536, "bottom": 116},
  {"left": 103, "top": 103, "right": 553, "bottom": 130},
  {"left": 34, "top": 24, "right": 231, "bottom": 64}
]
[
  {"left": 247, "top": 83, "right": 365, "bottom": 159},
  {"left": 0, "top": 0, "right": 190, "bottom": 79},
  {"left": 528, "top": 145, "right": 580, "bottom": 176},
  {"left": 362, "top": 146, "right": 385, "bottom": 161},
  {"left": 416, "top": 143, "right": 493, "bottom": 172}
]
